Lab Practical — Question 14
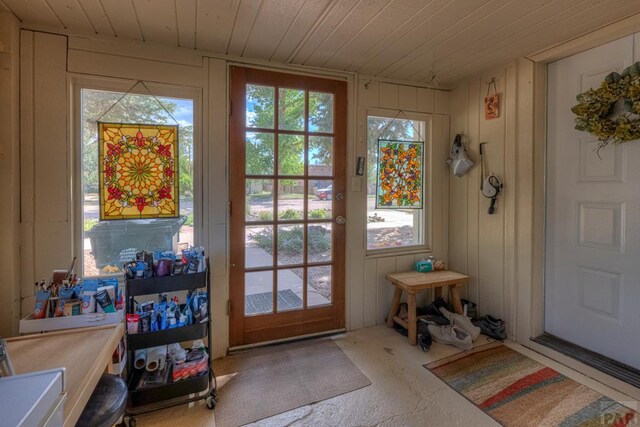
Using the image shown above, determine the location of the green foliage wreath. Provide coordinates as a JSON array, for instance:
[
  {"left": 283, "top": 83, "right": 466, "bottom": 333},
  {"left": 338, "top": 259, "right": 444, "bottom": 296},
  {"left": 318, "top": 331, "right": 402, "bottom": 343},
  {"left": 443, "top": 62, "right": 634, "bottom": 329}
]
[{"left": 572, "top": 62, "right": 640, "bottom": 150}]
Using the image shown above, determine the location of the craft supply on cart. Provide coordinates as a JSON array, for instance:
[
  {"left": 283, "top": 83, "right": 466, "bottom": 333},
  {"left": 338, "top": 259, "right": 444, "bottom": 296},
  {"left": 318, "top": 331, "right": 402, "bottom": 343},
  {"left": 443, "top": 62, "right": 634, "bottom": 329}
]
[{"left": 124, "top": 253, "right": 217, "bottom": 425}]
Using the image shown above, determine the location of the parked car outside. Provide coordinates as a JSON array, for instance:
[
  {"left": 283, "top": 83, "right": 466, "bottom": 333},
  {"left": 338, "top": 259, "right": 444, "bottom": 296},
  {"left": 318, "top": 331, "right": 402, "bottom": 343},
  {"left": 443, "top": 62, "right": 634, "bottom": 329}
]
[{"left": 316, "top": 184, "right": 332, "bottom": 200}]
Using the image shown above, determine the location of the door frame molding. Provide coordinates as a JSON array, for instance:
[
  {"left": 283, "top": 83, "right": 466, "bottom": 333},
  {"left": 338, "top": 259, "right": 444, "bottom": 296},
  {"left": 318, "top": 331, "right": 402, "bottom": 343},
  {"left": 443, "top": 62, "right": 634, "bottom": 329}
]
[
  {"left": 228, "top": 65, "right": 348, "bottom": 347},
  {"left": 519, "top": 23, "right": 640, "bottom": 400}
]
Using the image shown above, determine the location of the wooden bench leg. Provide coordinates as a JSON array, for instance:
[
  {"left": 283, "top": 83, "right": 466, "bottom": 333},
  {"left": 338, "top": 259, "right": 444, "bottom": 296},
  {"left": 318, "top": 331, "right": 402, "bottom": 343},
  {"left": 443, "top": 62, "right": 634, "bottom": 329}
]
[
  {"left": 434, "top": 286, "right": 443, "bottom": 300},
  {"left": 450, "top": 285, "right": 463, "bottom": 315},
  {"left": 386, "top": 287, "right": 403, "bottom": 327},
  {"left": 408, "top": 293, "right": 417, "bottom": 346}
]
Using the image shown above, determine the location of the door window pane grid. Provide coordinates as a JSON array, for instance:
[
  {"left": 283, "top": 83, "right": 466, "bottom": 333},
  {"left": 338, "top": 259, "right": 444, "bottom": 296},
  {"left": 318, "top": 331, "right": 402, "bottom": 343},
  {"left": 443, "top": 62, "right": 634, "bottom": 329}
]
[{"left": 244, "top": 83, "right": 334, "bottom": 316}]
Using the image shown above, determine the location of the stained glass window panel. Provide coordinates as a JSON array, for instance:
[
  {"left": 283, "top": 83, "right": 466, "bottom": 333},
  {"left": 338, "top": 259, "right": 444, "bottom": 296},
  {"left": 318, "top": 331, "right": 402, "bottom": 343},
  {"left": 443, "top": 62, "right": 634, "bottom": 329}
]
[
  {"left": 98, "top": 122, "right": 179, "bottom": 220},
  {"left": 376, "top": 140, "right": 424, "bottom": 209}
]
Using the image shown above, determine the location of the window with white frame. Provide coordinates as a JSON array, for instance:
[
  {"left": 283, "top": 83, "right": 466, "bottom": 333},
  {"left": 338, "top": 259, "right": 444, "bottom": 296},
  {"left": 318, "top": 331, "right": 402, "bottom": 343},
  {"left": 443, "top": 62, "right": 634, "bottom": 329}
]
[
  {"left": 366, "top": 113, "right": 427, "bottom": 251},
  {"left": 79, "top": 86, "right": 196, "bottom": 275}
]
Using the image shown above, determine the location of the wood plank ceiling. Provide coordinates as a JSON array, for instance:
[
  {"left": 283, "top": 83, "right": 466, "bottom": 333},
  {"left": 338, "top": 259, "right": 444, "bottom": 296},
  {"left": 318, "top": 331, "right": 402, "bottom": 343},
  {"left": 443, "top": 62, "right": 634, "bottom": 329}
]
[{"left": 2, "top": 0, "right": 640, "bottom": 85}]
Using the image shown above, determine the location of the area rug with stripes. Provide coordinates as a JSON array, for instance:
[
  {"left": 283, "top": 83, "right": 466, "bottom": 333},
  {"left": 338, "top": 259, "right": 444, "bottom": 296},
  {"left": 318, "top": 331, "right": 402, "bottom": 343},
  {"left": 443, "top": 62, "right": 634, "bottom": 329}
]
[{"left": 425, "top": 343, "right": 637, "bottom": 426}]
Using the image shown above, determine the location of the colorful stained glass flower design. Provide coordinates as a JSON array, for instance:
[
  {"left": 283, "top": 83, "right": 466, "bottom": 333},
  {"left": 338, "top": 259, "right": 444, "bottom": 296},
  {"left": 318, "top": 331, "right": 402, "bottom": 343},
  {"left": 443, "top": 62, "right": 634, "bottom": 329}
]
[
  {"left": 376, "top": 140, "right": 424, "bottom": 209},
  {"left": 98, "top": 123, "right": 179, "bottom": 220}
]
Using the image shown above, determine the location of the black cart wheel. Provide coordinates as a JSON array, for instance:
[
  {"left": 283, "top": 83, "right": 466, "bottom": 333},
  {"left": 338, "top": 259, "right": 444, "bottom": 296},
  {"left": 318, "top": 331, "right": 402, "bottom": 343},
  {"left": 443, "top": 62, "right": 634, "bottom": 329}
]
[{"left": 206, "top": 396, "right": 216, "bottom": 410}]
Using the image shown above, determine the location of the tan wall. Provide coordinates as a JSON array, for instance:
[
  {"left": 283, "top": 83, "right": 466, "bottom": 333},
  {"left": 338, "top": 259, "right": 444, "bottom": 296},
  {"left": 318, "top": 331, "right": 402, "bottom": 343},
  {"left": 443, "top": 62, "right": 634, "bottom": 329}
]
[
  {"left": 0, "top": 11, "right": 20, "bottom": 338},
  {"left": 15, "top": 29, "right": 451, "bottom": 355},
  {"left": 448, "top": 60, "right": 536, "bottom": 340}
]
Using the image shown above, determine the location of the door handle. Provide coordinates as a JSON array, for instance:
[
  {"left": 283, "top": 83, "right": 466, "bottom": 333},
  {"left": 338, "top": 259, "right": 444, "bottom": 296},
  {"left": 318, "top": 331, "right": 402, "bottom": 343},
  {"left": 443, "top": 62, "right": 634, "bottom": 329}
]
[{"left": 336, "top": 216, "right": 346, "bottom": 225}]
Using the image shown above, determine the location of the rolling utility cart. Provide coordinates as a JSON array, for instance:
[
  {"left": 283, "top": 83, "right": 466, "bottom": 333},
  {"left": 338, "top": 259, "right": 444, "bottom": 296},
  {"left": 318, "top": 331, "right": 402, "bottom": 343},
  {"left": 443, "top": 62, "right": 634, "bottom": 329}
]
[{"left": 124, "top": 258, "right": 217, "bottom": 426}]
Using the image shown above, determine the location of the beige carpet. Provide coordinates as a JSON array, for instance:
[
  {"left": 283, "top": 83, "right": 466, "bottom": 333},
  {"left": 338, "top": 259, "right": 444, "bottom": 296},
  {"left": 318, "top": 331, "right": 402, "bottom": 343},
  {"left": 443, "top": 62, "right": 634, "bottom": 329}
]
[{"left": 214, "top": 338, "right": 371, "bottom": 427}]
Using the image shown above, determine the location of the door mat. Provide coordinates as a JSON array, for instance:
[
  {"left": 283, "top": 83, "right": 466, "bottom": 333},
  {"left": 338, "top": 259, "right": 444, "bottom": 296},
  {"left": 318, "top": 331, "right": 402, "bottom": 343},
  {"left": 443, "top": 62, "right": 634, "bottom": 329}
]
[
  {"left": 245, "top": 289, "right": 302, "bottom": 315},
  {"left": 425, "top": 343, "right": 638, "bottom": 426},
  {"left": 214, "top": 338, "right": 371, "bottom": 427}
]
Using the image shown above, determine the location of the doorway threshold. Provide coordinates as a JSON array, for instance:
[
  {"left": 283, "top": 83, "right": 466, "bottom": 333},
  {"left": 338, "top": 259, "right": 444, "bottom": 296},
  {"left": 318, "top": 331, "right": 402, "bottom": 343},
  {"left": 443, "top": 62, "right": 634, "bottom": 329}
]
[
  {"left": 228, "top": 328, "right": 346, "bottom": 354},
  {"left": 532, "top": 333, "right": 640, "bottom": 389}
]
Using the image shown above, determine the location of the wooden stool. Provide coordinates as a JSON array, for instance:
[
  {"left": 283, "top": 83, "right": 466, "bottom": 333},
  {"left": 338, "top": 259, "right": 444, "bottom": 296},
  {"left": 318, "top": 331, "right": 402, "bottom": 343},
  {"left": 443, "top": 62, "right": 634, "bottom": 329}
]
[{"left": 385, "top": 270, "right": 469, "bottom": 346}]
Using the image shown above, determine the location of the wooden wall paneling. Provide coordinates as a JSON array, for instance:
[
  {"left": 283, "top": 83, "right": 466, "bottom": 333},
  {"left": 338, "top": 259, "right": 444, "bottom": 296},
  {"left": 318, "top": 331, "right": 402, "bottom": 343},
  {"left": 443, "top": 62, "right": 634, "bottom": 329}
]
[
  {"left": 434, "top": 90, "right": 450, "bottom": 115},
  {"left": 226, "top": 0, "right": 263, "bottom": 56},
  {"left": 208, "top": 58, "right": 228, "bottom": 358},
  {"left": 19, "top": 30, "right": 36, "bottom": 317},
  {"left": 348, "top": 248, "right": 365, "bottom": 330},
  {"left": 74, "top": 0, "right": 115, "bottom": 36},
  {"left": 131, "top": 0, "right": 178, "bottom": 46},
  {"left": 289, "top": 0, "right": 359, "bottom": 64},
  {"left": 362, "top": 258, "right": 377, "bottom": 327},
  {"left": 359, "top": 79, "right": 380, "bottom": 108},
  {"left": 416, "top": 88, "right": 434, "bottom": 113},
  {"left": 175, "top": 0, "right": 197, "bottom": 49},
  {"left": 466, "top": 79, "right": 481, "bottom": 308},
  {"left": 68, "top": 36, "right": 203, "bottom": 67},
  {"left": 503, "top": 64, "right": 517, "bottom": 337},
  {"left": 0, "top": 12, "right": 20, "bottom": 336},
  {"left": 477, "top": 69, "right": 506, "bottom": 320},
  {"left": 2, "top": 0, "right": 60, "bottom": 27},
  {"left": 398, "top": 85, "right": 417, "bottom": 111},
  {"left": 31, "top": 31, "right": 73, "bottom": 297},
  {"left": 195, "top": 0, "right": 240, "bottom": 52},
  {"left": 378, "top": 82, "right": 399, "bottom": 109},
  {"left": 242, "top": 0, "right": 306, "bottom": 61},
  {"left": 375, "top": 257, "right": 397, "bottom": 324},
  {"left": 530, "top": 62, "right": 547, "bottom": 340},
  {"left": 448, "top": 84, "right": 469, "bottom": 285},
  {"left": 304, "top": 0, "right": 389, "bottom": 68},
  {"left": 33, "top": 32, "right": 68, "bottom": 225},
  {"left": 515, "top": 58, "right": 536, "bottom": 344},
  {"left": 268, "top": 0, "right": 331, "bottom": 63},
  {"left": 67, "top": 49, "right": 203, "bottom": 87},
  {"left": 431, "top": 114, "right": 449, "bottom": 258},
  {"left": 98, "top": 0, "right": 143, "bottom": 40},
  {"left": 47, "top": 0, "right": 95, "bottom": 33}
]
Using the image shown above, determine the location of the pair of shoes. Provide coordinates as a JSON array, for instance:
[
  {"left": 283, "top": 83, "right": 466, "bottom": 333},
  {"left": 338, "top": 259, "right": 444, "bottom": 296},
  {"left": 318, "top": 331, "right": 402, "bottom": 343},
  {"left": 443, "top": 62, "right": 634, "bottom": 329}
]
[
  {"left": 439, "top": 307, "right": 481, "bottom": 340},
  {"left": 424, "top": 298, "right": 449, "bottom": 316},
  {"left": 417, "top": 332, "right": 432, "bottom": 352},
  {"left": 460, "top": 299, "right": 478, "bottom": 320},
  {"left": 419, "top": 314, "right": 450, "bottom": 326},
  {"left": 473, "top": 315, "right": 507, "bottom": 341},
  {"left": 427, "top": 324, "right": 473, "bottom": 351}
]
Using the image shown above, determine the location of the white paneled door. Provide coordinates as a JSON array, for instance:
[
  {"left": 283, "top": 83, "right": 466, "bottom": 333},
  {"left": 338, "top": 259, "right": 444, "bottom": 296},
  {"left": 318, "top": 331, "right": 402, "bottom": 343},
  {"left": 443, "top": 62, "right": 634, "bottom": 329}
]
[{"left": 546, "top": 35, "right": 640, "bottom": 369}]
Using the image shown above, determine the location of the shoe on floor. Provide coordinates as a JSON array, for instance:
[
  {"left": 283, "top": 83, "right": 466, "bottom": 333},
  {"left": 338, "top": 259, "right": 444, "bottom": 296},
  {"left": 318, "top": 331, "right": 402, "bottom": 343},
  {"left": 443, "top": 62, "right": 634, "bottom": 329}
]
[
  {"left": 418, "top": 314, "right": 450, "bottom": 326},
  {"left": 473, "top": 316, "right": 507, "bottom": 341},
  {"left": 427, "top": 324, "right": 473, "bottom": 351},
  {"left": 439, "top": 307, "right": 481, "bottom": 341},
  {"left": 397, "top": 302, "right": 408, "bottom": 320},
  {"left": 417, "top": 332, "right": 432, "bottom": 352},
  {"left": 425, "top": 298, "right": 449, "bottom": 316},
  {"left": 393, "top": 323, "right": 408, "bottom": 337}
]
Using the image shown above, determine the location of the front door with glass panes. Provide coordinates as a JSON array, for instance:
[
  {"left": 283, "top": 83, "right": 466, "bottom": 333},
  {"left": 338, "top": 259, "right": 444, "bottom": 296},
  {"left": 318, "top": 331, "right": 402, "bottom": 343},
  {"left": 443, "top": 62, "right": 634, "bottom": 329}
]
[{"left": 229, "top": 67, "right": 347, "bottom": 346}]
